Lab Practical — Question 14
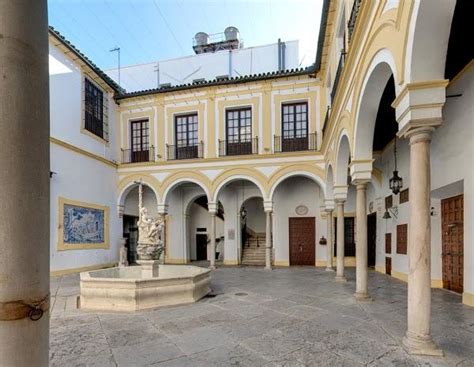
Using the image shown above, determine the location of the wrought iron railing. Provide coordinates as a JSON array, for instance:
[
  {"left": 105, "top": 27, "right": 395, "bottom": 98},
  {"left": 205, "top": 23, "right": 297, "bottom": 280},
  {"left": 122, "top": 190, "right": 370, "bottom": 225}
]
[
  {"left": 331, "top": 52, "right": 346, "bottom": 104},
  {"left": 348, "top": 0, "right": 362, "bottom": 42},
  {"left": 121, "top": 146, "right": 155, "bottom": 164},
  {"left": 274, "top": 133, "right": 317, "bottom": 153},
  {"left": 166, "top": 142, "right": 204, "bottom": 160},
  {"left": 218, "top": 138, "right": 258, "bottom": 157}
]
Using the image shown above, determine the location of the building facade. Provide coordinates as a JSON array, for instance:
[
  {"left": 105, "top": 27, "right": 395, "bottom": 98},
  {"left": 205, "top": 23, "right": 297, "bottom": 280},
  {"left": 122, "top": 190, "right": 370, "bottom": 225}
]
[{"left": 48, "top": 2, "right": 472, "bottom": 347}]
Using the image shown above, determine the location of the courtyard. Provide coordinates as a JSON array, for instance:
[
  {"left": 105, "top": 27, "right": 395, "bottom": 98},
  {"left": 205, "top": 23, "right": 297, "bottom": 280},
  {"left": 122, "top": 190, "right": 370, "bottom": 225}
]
[{"left": 50, "top": 267, "right": 474, "bottom": 366}]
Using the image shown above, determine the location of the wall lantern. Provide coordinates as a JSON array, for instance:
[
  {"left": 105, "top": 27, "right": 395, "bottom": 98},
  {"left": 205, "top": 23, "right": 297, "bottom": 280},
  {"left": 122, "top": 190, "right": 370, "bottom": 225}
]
[
  {"left": 319, "top": 236, "right": 327, "bottom": 245},
  {"left": 389, "top": 137, "right": 403, "bottom": 195}
]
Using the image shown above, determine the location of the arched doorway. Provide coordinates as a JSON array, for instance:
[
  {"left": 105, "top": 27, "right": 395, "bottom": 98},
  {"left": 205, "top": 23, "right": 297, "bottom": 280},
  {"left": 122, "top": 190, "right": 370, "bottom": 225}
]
[
  {"left": 213, "top": 177, "right": 266, "bottom": 266},
  {"left": 186, "top": 195, "right": 225, "bottom": 263},
  {"left": 121, "top": 183, "right": 159, "bottom": 264},
  {"left": 240, "top": 197, "right": 266, "bottom": 265}
]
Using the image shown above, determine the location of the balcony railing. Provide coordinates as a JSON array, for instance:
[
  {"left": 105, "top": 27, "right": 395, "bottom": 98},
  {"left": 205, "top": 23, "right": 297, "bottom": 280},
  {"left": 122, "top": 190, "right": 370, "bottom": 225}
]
[
  {"left": 330, "top": 52, "right": 346, "bottom": 103},
  {"left": 274, "top": 133, "right": 317, "bottom": 153},
  {"left": 218, "top": 138, "right": 258, "bottom": 157},
  {"left": 121, "top": 146, "right": 155, "bottom": 164},
  {"left": 166, "top": 142, "right": 204, "bottom": 160},
  {"left": 348, "top": 0, "right": 362, "bottom": 42}
]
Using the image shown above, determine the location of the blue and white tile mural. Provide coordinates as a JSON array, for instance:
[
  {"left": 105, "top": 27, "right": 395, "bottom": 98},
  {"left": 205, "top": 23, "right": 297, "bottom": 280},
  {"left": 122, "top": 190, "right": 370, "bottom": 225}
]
[{"left": 63, "top": 204, "right": 105, "bottom": 244}]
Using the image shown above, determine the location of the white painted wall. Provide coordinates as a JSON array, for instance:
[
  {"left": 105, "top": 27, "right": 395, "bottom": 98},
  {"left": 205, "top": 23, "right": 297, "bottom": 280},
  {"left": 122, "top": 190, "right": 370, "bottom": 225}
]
[
  {"left": 273, "top": 176, "right": 325, "bottom": 264},
  {"left": 49, "top": 41, "right": 122, "bottom": 272},
  {"left": 106, "top": 40, "right": 299, "bottom": 92},
  {"left": 370, "top": 67, "right": 473, "bottom": 294},
  {"left": 49, "top": 43, "right": 118, "bottom": 162},
  {"left": 243, "top": 197, "right": 266, "bottom": 234},
  {"left": 50, "top": 145, "right": 121, "bottom": 272}
]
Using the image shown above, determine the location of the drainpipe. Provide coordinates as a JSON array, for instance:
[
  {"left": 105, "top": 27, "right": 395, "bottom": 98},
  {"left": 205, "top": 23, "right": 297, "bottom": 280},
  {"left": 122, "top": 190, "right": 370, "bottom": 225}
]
[
  {"left": 277, "top": 38, "right": 282, "bottom": 71},
  {"left": 228, "top": 50, "right": 233, "bottom": 77},
  {"left": 281, "top": 41, "right": 286, "bottom": 70}
]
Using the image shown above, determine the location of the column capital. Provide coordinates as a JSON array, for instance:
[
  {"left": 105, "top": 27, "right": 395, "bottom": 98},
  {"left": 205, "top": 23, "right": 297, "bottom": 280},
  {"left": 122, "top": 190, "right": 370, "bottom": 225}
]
[
  {"left": 392, "top": 79, "right": 448, "bottom": 133},
  {"left": 398, "top": 120, "right": 437, "bottom": 142},
  {"left": 324, "top": 199, "right": 335, "bottom": 212},
  {"left": 263, "top": 200, "right": 273, "bottom": 213},
  {"left": 208, "top": 201, "right": 218, "bottom": 214},
  {"left": 350, "top": 160, "right": 373, "bottom": 183},
  {"left": 157, "top": 203, "right": 168, "bottom": 215},
  {"left": 352, "top": 179, "right": 370, "bottom": 188},
  {"left": 333, "top": 185, "right": 348, "bottom": 202}
]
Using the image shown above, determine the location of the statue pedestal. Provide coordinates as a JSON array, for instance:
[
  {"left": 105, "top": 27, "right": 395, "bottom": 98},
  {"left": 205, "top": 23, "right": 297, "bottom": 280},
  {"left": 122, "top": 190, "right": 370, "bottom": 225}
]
[{"left": 137, "top": 260, "right": 160, "bottom": 278}]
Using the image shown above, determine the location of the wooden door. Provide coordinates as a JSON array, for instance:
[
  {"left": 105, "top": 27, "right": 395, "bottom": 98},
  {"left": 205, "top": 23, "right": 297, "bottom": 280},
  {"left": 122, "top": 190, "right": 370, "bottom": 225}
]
[
  {"left": 441, "top": 195, "right": 464, "bottom": 293},
  {"left": 367, "top": 213, "right": 377, "bottom": 267},
  {"left": 196, "top": 234, "right": 208, "bottom": 261},
  {"left": 289, "top": 217, "right": 315, "bottom": 266},
  {"left": 131, "top": 120, "right": 149, "bottom": 163},
  {"left": 385, "top": 257, "right": 392, "bottom": 275}
]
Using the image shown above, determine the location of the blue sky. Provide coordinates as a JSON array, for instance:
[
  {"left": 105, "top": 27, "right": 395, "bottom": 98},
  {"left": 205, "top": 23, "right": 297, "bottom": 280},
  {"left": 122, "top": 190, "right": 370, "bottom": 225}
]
[{"left": 48, "top": 0, "right": 323, "bottom": 70}]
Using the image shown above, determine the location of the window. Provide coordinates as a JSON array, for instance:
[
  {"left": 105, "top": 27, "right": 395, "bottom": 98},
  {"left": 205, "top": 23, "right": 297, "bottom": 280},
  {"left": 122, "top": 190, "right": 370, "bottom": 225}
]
[
  {"left": 84, "top": 78, "right": 105, "bottom": 140},
  {"left": 385, "top": 233, "right": 392, "bottom": 254},
  {"left": 396, "top": 224, "right": 408, "bottom": 254},
  {"left": 281, "top": 102, "right": 309, "bottom": 152},
  {"left": 130, "top": 120, "right": 150, "bottom": 163},
  {"left": 225, "top": 108, "right": 252, "bottom": 155},
  {"left": 400, "top": 188, "right": 409, "bottom": 204},
  {"left": 334, "top": 217, "right": 355, "bottom": 257},
  {"left": 173, "top": 114, "right": 199, "bottom": 159},
  {"left": 385, "top": 195, "right": 393, "bottom": 209}
]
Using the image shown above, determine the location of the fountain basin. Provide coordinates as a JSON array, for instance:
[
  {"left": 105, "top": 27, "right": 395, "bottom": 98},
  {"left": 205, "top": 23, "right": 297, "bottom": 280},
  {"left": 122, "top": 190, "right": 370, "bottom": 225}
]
[{"left": 80, "top": 264, "right": 211, "bottom": 312}]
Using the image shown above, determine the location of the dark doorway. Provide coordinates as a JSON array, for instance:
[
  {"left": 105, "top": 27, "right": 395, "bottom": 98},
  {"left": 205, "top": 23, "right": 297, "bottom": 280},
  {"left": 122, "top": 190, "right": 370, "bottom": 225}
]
[
  {"left": 123, "top": 215, "right": 138, "bottom": 264},
  {"left": 385, "top": 257, "right": 392, "bottom": 276},
  {"left": 441, "top": 194, "right": 464, "bottom": 293},
  {"left": 196, "top": 233, "right": 208, "bottom": 261},
  {"left": 367, "top": 213, "right": 377, "bottom": 267},
  {"left": 334, "top": 217, "right": 356, "bottom": 257},
  {"left": 289, "top": 217, "right": 315, "bottom": 266}
]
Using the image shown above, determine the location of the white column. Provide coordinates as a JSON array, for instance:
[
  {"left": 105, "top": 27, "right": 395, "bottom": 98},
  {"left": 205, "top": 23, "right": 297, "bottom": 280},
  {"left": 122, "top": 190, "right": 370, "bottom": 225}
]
[
  {"left": 264, "top": 201, "right": 273, "bottom": 270},
  {"left": 0, "top": 1, "right": 50, "bottom": 365},
  {"left": 325, "top": 209, "right": 334, "bottom": 271},
  {"left": 354, "top": 181, "right": 371, "bottom": 301},
  {"left": 208, "top": 202, "right": 218, "bottom": 269},
  {"left": 157, "top": 204, "right": 168, "bottom": 264},
  {"left": 402, "top": 127, "right": 442, "bottom": 356},
  {"left": 335, "top": 199, "right": 347, "bottom": 282}
]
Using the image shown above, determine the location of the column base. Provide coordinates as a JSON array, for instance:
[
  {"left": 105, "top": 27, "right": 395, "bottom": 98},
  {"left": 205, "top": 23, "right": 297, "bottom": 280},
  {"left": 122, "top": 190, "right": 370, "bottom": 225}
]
[
  {"left": 209, "top": 265, "right": 216, "bottom": 270},
  {"left": 325, "top": 267, "right": 335, "bottom": 272},
  {"left": 402, "top": 333, "right": 444, "bottom": 357},
  {"left": 335, "top": 275, "right": 347, "bottom": 282},
  {"left": 354, "top": 292, "right": 372, "bottom": 302},
  {"left": 264, "top": 265, "right": 272, "bottom": 271}
]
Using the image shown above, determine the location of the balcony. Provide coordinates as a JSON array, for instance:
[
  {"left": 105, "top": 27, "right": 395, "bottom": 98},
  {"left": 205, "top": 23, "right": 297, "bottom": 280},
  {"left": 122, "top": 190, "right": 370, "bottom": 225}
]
[
  {"left": 121, "top": 146, "right": 155, "bottom": 164},
  {"left": 274, "top": 133, "right": 317, "bottom": 153},
  {"left": 330, "top": 52, "right": 346, "bottom": 104},
  {"left": 166, "top": 142, "right": 204, "bottom": 160},
  {"left": 348, "top": 0, "right": 362, "bottom": 42},
  {"left": 218, "top": 138, "right": 258, "bottom": 157}
]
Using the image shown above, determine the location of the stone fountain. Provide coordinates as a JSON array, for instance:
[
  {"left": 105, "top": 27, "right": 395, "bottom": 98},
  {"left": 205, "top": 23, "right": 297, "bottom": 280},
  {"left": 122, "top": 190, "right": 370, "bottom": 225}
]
[{"left": 80, "top": 182, "right": 211, "bottom": 312}]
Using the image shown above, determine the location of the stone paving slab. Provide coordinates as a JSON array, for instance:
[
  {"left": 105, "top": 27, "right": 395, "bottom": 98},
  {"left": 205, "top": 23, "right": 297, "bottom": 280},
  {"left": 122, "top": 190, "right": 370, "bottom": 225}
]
[{"left": 49, "top": 267, "right": 474, "bottom": 366}]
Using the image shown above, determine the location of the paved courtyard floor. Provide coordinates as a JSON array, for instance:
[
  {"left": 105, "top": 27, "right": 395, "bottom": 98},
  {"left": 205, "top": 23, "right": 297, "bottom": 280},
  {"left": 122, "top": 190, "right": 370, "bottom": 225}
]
[{"left": 50, "top": 267, "right": 474, "bottom": 366}]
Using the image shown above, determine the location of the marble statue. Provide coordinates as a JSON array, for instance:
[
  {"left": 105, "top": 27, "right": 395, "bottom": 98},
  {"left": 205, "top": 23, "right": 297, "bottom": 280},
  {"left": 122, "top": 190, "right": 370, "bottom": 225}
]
[{"left": 135, "top": 183, "right": 164, "bottom": 260}]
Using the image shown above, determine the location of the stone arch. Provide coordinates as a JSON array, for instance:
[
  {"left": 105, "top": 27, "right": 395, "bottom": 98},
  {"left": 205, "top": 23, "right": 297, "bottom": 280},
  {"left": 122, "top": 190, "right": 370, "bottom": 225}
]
[
  {"left": 117, "top": 174, "right": 161, "bottom": 207},
  {"left": 353, "top": 48, "right": 398, "bottom": 162},
  {"left": 405, "top": 0, "right": 456, "bottom": 83},
  {"left": 161, "top": 173, "right": 211, "bottom": 205},
  {"left": 326, "top": 163, "right": 335, "bottom": 200},
  {"left": 268, "top": 165, "right": 326, "bottom": 201},
  {"left": 211, "top": 169, "right": 267, "bottom": 202},
  {"left": 334, "top": 130, "right": 351, "bottom": 187}
]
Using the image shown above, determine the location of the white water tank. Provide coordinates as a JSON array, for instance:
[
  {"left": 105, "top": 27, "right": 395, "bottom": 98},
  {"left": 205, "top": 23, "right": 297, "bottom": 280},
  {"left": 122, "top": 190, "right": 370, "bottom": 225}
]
[
  {"left": 224, "top": 27, "right": 239, "bottom": 41},
  {"left": 194, "top": 32, "right": 209, "bottom": 46}
]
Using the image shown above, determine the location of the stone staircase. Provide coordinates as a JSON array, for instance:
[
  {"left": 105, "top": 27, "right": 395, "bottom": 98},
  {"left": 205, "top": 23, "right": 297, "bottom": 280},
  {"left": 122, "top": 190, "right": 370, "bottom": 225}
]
[{"left": 241, "top": 234, "right": 266, "bottom": 266}]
